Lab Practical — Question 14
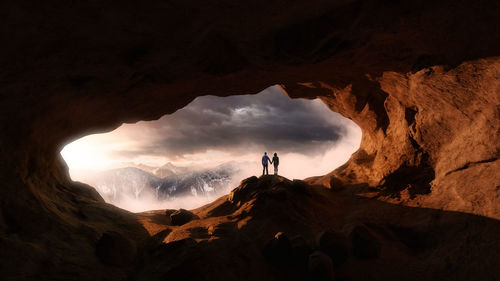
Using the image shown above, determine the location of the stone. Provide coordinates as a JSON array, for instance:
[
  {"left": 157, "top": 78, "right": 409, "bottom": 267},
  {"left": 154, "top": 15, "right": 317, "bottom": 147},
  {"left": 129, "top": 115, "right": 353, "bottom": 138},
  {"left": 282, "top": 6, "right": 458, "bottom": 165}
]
[
  {"left": 349, "top": 225, "right": 381, "bottom": 259},
  {"left": 290, "top": 235, "right": 311, "bottom": 266},
  {"left": 262, "top": 232, "right": 293, "bottom": 268},
  {"left": 165, "top": 209, "right": 177, "bottom": 216},
  {"left": 95, "top": 231, "right": 136, "bottom": 267},
  {"left": 207, "top": 222, "right": 237, "bottom": 237},
  {"left": 308, "top": 251, "right": 335, "bottom": 281},
  {"left": 317, "top": 230, "right": 350, "bottom": 265},
  {"left": 170, "top": 209, "right": 199, "bottom": 226}
]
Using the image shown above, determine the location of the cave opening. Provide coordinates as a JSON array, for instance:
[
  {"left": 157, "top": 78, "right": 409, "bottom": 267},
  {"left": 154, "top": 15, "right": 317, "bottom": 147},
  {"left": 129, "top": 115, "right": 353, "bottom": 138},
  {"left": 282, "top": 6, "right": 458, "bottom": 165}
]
[{"left": 60, "top": 85, "right": 361, "bottom": 212}]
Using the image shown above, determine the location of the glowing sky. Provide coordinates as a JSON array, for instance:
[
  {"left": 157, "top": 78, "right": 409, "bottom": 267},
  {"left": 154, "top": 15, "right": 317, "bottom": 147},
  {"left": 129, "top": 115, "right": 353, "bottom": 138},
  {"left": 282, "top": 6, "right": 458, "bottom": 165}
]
[{"left": 61, "top": 86, "right": 361, "bottom": 181}]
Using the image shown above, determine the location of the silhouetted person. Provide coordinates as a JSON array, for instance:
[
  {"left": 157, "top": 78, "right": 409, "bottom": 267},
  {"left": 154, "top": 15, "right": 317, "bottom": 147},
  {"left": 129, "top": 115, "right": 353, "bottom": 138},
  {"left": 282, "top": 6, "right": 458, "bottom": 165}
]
[
  {"left": 262, "top": 152, "right": 271, "bottom": 175},
  {"left": 272, "top": 153, "right": 279, "bottom": 175}
]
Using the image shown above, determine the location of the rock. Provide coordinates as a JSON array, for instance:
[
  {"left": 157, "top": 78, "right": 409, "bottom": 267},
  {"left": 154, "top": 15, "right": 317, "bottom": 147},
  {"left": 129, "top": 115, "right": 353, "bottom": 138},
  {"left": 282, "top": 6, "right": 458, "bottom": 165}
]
[
  {"left": 229, "top": 176, "right": 259, "bottom": 204},
  {"left": 207, "top": 222, "right": 237, "bottom": 237},
  {"left": 165, "top": 209, "right": 177, "bottom": 216},
  {"left": 262, "top": 232, "right": 293, "bottom": 268},
  {"left": 317, "top": 230, "right": 350, "bottom": 265},
  {"left": 2, "top": 1, "right": 500, "bottom": 280},
  {"left": 229, "top": 176, "right": 292, "bottom": 204},
  {"left": 96, "top": 231, "right": 136, "bottom": 267},
  {"left": 170, "top": 209, "right": 199, "bottom": 226},
  {"left": 308, "top": 251, "right": 335, "bottom": 281},
  {"left": 328, "top": 176, "right": 344, "bottom": 191},
  {"left": 163, "top": 237, "right": 197, "bottom": 250},
  {"left": 290, "top": 179, "right": 310, "bottom": 195},
  {"left": 349, "top": 225, "right": 381, "bottom": 259},
  {"left": 290, "top": 235, "right": 311, "bottom": 266}
]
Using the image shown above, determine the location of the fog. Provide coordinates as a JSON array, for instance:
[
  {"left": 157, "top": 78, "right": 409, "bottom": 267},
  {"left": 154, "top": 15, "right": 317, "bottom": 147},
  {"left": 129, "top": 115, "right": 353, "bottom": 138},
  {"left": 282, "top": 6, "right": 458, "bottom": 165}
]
[{"left": 61, "top": 86, "right": 361, "bottom": 212}]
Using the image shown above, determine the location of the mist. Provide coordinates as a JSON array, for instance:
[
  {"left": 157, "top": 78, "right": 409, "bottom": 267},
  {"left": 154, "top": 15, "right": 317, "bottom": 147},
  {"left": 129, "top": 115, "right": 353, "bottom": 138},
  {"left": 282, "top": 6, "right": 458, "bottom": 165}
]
[
  {"left": 61, "top": 86, "right": 361, "bottom": 212},
  {"left": 90, "top": 167, "right": 255, "bottom": 212}
]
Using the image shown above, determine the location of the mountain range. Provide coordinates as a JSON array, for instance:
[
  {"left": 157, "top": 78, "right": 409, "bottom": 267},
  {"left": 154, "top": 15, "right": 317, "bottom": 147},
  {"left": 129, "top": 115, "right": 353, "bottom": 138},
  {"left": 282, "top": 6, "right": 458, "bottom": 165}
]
[{"left": 87, "top": 162, "right": 244, "bottom": 204}]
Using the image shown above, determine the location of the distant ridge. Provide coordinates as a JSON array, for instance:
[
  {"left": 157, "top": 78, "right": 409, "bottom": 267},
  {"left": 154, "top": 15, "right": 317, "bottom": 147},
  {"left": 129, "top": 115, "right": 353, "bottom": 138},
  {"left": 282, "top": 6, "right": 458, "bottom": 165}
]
[
  {"left": 87, "top": 162, "right": 246, "bottom": 204},
  {"left": 153, "top": 162, "right": 190, "bottom": 178}
]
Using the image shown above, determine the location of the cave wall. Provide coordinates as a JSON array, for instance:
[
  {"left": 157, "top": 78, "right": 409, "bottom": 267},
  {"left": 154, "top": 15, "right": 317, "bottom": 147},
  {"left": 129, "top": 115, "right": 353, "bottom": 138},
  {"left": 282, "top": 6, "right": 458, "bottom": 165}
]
[
  {"left": 301, "top": 58, "right": 500, "bottom": 219},
  {"left": 1, "top": 0, "right": 500, "bottom": 278}
]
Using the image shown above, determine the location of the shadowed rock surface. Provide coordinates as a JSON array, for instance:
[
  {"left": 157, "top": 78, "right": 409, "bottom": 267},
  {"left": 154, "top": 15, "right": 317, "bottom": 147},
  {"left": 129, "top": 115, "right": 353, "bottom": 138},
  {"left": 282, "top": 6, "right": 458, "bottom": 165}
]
[
  {"left": 0, "top": 1, "right": 499, "bottom": 280},
  {"left": 96, "top": 231, "right": 137, "bottom": 267},
  {"left": 170, "top": 209, "right": 199, "bottom": 226},
  {"left": 308, "top": 251, "right": 335, "bottom": 281},
  {"left": 133, "top": 176, "right": 500, "bottom": 281},
  {"left": 317, "top": 230, "right": 350, "bottom": 265}
]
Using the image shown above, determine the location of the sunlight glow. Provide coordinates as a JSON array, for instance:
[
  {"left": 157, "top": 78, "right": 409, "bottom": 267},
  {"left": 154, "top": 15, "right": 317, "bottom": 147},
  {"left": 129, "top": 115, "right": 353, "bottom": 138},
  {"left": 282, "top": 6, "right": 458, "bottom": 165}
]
[{"left": 60, "top": 86, "right": 361, "bottom": 212}]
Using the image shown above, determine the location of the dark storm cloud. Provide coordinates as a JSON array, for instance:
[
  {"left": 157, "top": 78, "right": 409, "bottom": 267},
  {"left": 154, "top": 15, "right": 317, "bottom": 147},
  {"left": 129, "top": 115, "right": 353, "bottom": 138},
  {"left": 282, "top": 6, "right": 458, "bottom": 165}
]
[{"left": 117, "top": 86, "right": 348, "bottom": 159}]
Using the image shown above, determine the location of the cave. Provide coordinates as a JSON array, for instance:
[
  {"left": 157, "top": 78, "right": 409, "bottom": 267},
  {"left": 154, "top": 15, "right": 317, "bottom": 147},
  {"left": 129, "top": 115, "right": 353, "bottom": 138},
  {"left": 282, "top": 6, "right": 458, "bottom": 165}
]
[{"left": 1, "top": 1, "right": 500, "bottom": 281}]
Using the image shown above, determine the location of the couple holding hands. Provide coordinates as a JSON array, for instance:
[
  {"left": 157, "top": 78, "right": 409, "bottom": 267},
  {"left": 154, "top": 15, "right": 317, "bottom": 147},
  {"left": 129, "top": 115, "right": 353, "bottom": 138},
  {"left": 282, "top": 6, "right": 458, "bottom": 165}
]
[{"left": 261, "top": 152, "right": 279, "bottom": 176}]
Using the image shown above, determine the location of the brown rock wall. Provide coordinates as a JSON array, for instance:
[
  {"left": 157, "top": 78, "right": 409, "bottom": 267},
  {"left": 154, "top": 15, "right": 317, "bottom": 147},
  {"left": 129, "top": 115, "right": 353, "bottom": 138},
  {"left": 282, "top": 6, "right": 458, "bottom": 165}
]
[{"left": 1, "top": 1, "right": 500, "bottom": 279}]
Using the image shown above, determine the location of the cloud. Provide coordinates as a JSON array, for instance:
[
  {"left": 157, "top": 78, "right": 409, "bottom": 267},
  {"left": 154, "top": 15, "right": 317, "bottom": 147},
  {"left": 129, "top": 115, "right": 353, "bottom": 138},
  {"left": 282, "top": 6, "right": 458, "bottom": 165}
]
[
  {"left": 62, "top": 85, "right": 363, "bottom": 211},
  {"left": 113, "top": 86, "right": 349, "bottom": 160}
]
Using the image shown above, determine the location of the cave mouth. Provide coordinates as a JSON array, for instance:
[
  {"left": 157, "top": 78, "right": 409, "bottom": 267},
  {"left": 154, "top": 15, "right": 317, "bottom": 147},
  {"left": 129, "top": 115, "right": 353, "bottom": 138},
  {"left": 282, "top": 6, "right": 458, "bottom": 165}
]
[{"left": 60, "top": 85, "right": 361, "bottom": 212}]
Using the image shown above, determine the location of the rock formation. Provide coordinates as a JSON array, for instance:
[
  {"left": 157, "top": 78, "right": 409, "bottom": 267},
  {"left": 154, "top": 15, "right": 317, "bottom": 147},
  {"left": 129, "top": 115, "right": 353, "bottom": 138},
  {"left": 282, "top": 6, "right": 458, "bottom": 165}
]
[
  {"left": 132, "top": 176, "right": 500, "bottom": 281},
  {"left": 0, "top": 0, "right": 499, "bottom": 280},
  {"left": 169, "top": 209, "right": 199, "bottom": 226}
]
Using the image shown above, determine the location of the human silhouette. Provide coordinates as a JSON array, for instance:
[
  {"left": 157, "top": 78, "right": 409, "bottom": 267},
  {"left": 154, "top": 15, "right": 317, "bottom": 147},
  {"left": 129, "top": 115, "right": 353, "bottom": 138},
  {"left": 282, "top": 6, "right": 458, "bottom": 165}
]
[
  {"left": 262, "top": 152, "right": 271, "bottom": 175},
  {"left": 272, "top": 153, "right": 279, "bottom": 175}
]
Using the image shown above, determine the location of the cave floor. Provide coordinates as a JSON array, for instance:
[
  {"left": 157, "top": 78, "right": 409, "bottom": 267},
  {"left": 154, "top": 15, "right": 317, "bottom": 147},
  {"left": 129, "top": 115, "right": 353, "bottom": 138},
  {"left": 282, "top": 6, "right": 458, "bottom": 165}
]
[{"left": 127, "top": 176, "right": 500, "bottom": 281}]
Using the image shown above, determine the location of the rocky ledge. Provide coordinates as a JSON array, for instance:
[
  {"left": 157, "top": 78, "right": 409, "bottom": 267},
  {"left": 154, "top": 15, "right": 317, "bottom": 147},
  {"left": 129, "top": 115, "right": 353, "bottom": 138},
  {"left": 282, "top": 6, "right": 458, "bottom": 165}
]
[{"left": 129, "top": 176, "right": 500, "bottom": 281}]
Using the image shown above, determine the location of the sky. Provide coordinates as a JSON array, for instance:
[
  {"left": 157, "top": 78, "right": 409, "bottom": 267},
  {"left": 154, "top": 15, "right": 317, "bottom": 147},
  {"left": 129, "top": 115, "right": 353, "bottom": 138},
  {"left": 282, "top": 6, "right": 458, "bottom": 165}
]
[
  {"left": 61, "top": 85, "right": 361, "bottom": 181},
  {"left": 61, "top": 86, "right": 361, "bottom": 211}
]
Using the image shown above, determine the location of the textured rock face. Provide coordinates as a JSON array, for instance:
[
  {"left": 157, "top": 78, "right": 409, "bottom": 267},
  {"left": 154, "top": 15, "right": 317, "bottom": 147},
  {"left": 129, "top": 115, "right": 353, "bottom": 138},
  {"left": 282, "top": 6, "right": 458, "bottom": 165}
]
[
  {"left": 169, "top": 209, "right": 199, "bottom": 226},
  {"left": 309, "top": 59, "right": 500, "bottom": 218},
  {"left": 0, "top": 0, "right": 499, "bottom": 280},
  {"left": 133, "top": 177, "right": 500, "bottom": 281}
]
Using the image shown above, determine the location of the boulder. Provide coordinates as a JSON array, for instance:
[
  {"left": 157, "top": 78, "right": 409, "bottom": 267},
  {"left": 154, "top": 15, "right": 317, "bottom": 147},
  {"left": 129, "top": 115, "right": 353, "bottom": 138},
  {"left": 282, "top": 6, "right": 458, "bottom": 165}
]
[
  {"left": 228, "top": 176, "right": 259, "bottom": 204},
  {"left": 170, "top": 209, "right": 199, "bottom": 226},
  {"left": 349, "top": 224, "right": 381, "bottom": 259},
  {"left": 262, "top": 232, "right": 293, "bottom": 268},
  {"left": 165, "top": 209, "right": 177, "bottom": 216},
  {"left": 308, "top": 251, "right": 335, "bottom": 281},
  {"left": 317, "top": 230, "right": 350, "bottom": 265},
  {"left": 290, "top": 235, "right": 311, "bottom": 266},
  {"left": 96, "top": 231, "right": 136, "bottom": 267}
]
